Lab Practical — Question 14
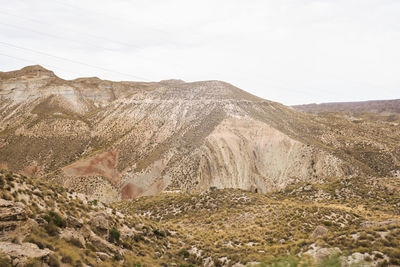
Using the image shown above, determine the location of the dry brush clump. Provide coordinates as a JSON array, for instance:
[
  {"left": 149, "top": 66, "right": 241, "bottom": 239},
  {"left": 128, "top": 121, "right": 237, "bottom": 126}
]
[
  {"left": 113, "top": 176, "right": 400, "bottom": 266},
  {"left": 1, "top": 168, "right": 400, "bottom": 266},
  {"left": 0, "top": 170, "right": 181, "bottom": 266}
]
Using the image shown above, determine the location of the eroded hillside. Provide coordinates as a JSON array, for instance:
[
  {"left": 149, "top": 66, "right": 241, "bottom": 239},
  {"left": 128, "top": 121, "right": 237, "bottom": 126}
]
[{"left": 1, "top": 65, "right": 399, "bottom": 202}]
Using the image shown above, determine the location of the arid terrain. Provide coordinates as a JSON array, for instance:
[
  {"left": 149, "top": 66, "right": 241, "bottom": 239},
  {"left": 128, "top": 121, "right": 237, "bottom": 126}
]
[
  {"left": 293, "top": 99, "right": 400, "bottom": 115},
  {"left": 1, "top": 66, "right": 399, "bottom": 202},
  {"left": 0, "top": 65, "right": 399, "bottom": 266}
]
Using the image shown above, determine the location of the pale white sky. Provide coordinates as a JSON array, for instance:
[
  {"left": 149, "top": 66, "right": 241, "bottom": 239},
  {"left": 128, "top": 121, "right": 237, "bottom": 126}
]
[{"left": 0, "top": 0, "right": 399, "bottom": 105}]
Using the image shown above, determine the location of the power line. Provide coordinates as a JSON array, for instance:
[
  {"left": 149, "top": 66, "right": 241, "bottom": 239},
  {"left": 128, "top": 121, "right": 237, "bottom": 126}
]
[
  {"left": 0, "top": 22, "right": 117, "bottom": 52},
  {"left": 0, "top": 14, "right": 189, "bottom": 77},
  {"left": 0, "top": 41, "right": 150, "bottom": 81},
  {"left": 51, "top": 0, "right": 167, "bottom": 36},
  {"left": 0, "top": 52, "right": 77, "bottom": 75},
  {"left": 0, "top": 10, "right": 143, "bottom": 50},
  {"left": 0, "top": 3, "right": 345, "bottom": 100},
  {"left": 0, "top": 10, "right": 190, "bottom": 74}
]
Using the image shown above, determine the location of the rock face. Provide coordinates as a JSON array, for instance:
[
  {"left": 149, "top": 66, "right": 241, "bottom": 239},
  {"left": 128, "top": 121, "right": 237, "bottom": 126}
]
[
  {"left": 1, "top": 65, "right": 399, "bottom": 202},
  {"left": 90, "top": 213, "right": 110, "bottom": 236},
  {"left": 0, "top": 199, "right": 27, "bottom": 235},
  {"left": 310, "top": 225, "right": 329, "bottom": 239},
  {"left": 0, "top": 242, "right": 51, "bottom": 265}
]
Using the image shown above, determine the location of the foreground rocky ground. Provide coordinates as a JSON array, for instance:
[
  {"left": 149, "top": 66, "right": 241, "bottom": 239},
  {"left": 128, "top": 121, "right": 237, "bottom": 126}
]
[{"left": 1, "top": 169, "right": 399, "bottom": 266}]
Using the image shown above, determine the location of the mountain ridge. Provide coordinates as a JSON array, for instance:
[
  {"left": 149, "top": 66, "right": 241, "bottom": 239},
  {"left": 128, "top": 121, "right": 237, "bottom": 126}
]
[
  {"left": 1, "top": 65, "right": 399, "bottom": 202},
  {"left": 293, "top": 99, "right": 400, "bottom": 115}
]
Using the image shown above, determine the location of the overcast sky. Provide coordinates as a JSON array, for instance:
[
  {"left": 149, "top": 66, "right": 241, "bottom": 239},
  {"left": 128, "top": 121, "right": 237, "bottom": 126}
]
[{"left": 0, "top": 0, "right": 399, "bottom": 105}]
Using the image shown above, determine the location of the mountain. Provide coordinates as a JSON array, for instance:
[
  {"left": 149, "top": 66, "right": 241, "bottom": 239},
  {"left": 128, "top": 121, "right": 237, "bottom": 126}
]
[
  {"left": 1, "top": 66, "right": 400, "bottom": 266},
  {"left": 293, "top": 99, "right": 400, "bottom": 115},
  {"left": 1, "top": 66, "right": 400, "bottom": 203}
]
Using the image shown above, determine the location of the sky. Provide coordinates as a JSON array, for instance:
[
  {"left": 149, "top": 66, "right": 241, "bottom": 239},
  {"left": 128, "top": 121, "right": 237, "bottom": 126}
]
[{"left": 0, "top": 0, "right": 399, "bottom": 105}]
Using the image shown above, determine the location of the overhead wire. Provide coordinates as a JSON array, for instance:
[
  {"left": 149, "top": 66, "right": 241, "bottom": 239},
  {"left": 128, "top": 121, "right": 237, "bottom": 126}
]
[
  {"left": 1, "top": 1, "right": 344, "bottom": 101},
  {"left": 0, "top": 41, "right": 150, "bottom": 81}
]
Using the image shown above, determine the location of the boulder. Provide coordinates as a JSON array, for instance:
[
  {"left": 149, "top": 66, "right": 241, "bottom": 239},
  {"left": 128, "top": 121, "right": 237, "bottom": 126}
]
[
  {"left": 60, "top": 229, "right": 86, "bottom": 248},
  {"left": 119, "top": 224, "right": 138, "bottom": 240},
  {"left": 304, "top": 244, "right": 341, "bottom": 264},
  {"left": 66, "top": 216, "right": 84, "bottom": 228},
  {"left": 310, "top": 225, "right": 328, "bottom": 239},
  {"left": 96, "top": 252, "right": 111, "bottom": 261},
  {"left": 90, "top": 213, "right": 109, "bottom": 235},
  {"left": 0, "top": 241, "right": 51, "bottom": 264},
  {"left": 0, "top": 200, "right": 27, "bottom": 235},
  {"left": 88, "top": 234, "right": 118, "bottom": 254},
  {"left": 0, "top": 200, "right": 27, "bottom": 222}
]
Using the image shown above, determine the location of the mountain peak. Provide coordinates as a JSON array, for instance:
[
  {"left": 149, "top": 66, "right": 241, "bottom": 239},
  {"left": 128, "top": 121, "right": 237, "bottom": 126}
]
[
  {"left": 19, "top": 65, "right": 56, "bottom": 76},
  {"left": 0, "top": 65, "right": 56, "bottom": 80},
  {"left": 159, "top": 79, "right": 185, "bottom": 85}
]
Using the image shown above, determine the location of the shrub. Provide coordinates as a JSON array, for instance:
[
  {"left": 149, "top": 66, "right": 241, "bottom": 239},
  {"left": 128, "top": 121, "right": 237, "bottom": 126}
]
[
  {"left": 69, "top": 238, "right": 84, "bottom": 248},
  {"left": 48, "top": 254, "right": 61, "bottom": 267},
  {"left": 1, "top": 192, "right": 12, "bottom": 201},
  {"left": 24, "top": 234, "right": 49, "bottom": 249},
  {"left": 0, "top": 176, "right": 5, "bottom": 188},
  {"left": 45, "top": 221, "right": 59, "bottom": 236},
  {"left": 178, "top": 249, "right": 190, "bottom": 258},
  {"left": 45, "top": 211, "right": 66, "bottom": 228},
  {"left": 153, "top": 229, "right": 166, "bottom": 237},
  {"left": 133, "top": 234, "right": 145, "bottom": 242},
  {"left": 113, "top": 253, "right": 123, "bottom": 261},
  {"left": 61, "top": 255, "right": 73, "bottom": 264},
  {"left": 5, "top": 173, "right": 13, "bottom": 181},
  {"left": 109, "top": 227, "right": 120, "bottom": 243}
]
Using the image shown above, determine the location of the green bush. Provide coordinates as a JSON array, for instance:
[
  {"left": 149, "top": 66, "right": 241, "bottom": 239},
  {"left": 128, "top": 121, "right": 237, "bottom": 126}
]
[
  {"left": 153, "top": 229, "right": 166, "bottom": 237},
  {"left": 113, "top": 253, "right": 123, "bottom": 261},
  {"left": 133, "top": 234, "right": 145, "bottom": 242},
  {"left": 5, "top": 173, "right": 13, "bottom": 181},
  {"left": 45, "top": 211, "right": 66, "bottom": 228},
  {"left": 178, "top": 249, "right": 190, "bottom": 258},
  {"left": 109, "top": 227, "right": 120, "bottom": 243}
]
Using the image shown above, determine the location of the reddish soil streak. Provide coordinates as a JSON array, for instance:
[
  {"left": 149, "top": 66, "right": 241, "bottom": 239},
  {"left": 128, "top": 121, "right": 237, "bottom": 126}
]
[
  {"left": 63, "top": 150, "right": 121, "bottom": 185},
  {"left": 121, "top": 183, "right": 144, "bottom": 199},
  {"left": 21, "top": 165, "right": 40, "bottom": 177},
  {"left": 0, "top": 162, "right": 8, "bottom": 170}
]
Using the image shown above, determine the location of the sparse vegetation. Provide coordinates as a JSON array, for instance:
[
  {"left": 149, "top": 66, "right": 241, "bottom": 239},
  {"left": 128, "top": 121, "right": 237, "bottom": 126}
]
[{"left": 1, "top": 67, "right": 400, "bottom": 266}]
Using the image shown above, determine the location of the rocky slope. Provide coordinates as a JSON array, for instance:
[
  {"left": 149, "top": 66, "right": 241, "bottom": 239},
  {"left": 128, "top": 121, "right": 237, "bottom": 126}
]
[
  {"left": 1, "top": 66, "right": 400, "bottom": 202},
  {"left": 0, "top": 170, "right": 173, "bottom": 266},
  {"left": 114, "top": 173, "right": 400, "bottom": 266},
  {"left": 1, "top": 167, "right": 400, "bottom": 266}
]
